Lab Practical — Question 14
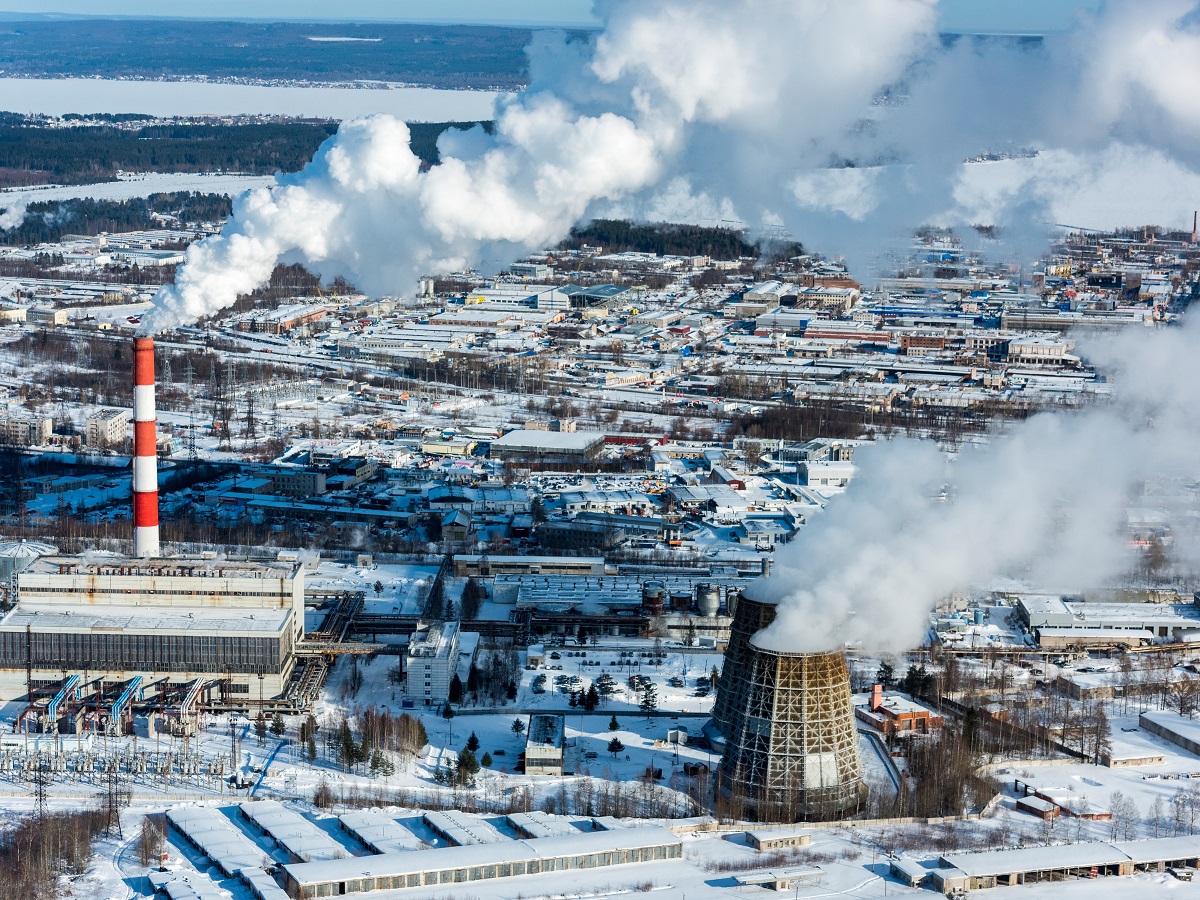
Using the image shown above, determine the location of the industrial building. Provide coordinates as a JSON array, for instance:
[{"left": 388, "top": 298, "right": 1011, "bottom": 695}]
[
  {"left": 452, "top": 555, "right": 606, "bottom": 577},
  {"left": 930, "top": 836, "right": 1200, "bottom": 892},
  {"left": 1138, "top": 710, "right": 1200, "bottom": 756},
  {"left": 711, "top": 593, "right": 864, "bottom": 822},
  {"left": 277, "top": 825, "right": 683, "bottom": 898},
  {"left": 1016, "top": 595, "right": 1200, "bottom": 648},
  {"left": 490, "top": 429, "right": 605, "bottom": 462},
  {"left": 746, "top": 827, "right": 813, "bottom": 851},
  {"left": 488, "top": 574, "right": 740, "bottom": 643},
  {"left": 0, "top": 555, "right": 307, "bottom": 721},
  {"left": 853, "top": 686, "right": 944, "bottom": 736},
  {"left": 403, "top": 621, "right": 461, "bottom": 706},
  {"left": 525, "top": 714, "right": 565, "bottom": 775},
  {"left": 0, "top": 339, "right": 318, "bottom": 727},
  {"left": 15, "top": 555, "right": 306, "bottom": 637}
]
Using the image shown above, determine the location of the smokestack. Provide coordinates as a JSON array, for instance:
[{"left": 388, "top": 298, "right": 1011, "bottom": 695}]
[
  {"left": 1192, "top": 210, "right": 1197, "bottom": 245},
  {"left": 132, "top": 337, "right": 159, "bottom": 558}
]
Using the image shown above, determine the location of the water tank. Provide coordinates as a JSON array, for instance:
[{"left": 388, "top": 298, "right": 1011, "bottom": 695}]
[
  {"left": 695, "top": 583, "right": 721, "bottom": 618},
  {"left": 669, "top": 589, "right": 692, "bottom": 611},
  {"left": 642, "top": 581, "right": 665, "bottom": 616}
]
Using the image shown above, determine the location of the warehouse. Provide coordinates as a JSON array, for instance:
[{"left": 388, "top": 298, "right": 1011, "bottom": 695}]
[
  {"left": 932, "top": 836, "right": 1200, "bottom": 891},
  {"left": 278, "top": 826, "right": 683, "bottom": 898},
  {"left": 1016, "top": 595, "right": 1200, "bottom": 648},
  {"left": 490, "top": 429, "right": 605, "bottom": 462},
  {"left": 167, "top": 805, "right": 272, "bottom": 878}
]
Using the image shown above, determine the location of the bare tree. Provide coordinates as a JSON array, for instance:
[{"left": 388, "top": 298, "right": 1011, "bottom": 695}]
[
  {"left": 1109, "top": 790, "right": 1140, "bottom": 841},
  {"left": 1169, "top": 674, "right": 1200, "bottom": 717}
]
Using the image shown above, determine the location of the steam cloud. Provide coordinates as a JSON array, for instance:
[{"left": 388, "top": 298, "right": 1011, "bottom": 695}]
[
  {"left": 753, "top": 320, "right": 1200, "bottom": 652},
  {"left": 0, "top": 203, "right": 25, "bottom": 231},
  {"left": 142, "top": 0, "right": 1200, "bottom": 332}
]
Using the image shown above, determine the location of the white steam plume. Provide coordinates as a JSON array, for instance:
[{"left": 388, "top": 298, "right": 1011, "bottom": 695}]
[
  {"left": 753, "top": 318, "right": 1200, "bottom": 654},
  {"left": 0, "top": 202, "right": 25, "bottom": 230},
  {"left": 141, "top": 0, "right": 941, "bottom": 332},
  {"left": 142, "top": 0, "right": 1200, "bottom": 333}
]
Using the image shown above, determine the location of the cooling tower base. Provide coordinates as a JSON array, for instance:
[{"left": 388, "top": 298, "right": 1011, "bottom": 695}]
[{"left": 716, "top": 773, "right": 867, "bottom": 823}]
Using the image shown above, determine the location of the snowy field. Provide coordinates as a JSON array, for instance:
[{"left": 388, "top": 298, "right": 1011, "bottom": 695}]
[{"left": 0, "top": 171, "right": 276, "bottom": 207}]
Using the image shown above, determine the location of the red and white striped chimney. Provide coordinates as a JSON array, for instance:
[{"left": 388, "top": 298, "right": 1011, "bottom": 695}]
[{"left": 132, "top": 337, "right": 159, "bottom": 558}]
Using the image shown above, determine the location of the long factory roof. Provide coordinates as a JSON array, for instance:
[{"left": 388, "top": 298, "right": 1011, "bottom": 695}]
[
  {"left": 282, "top": 825, "right": 681, "bottom": 887},
  {"left": 0, "top": 604, "right": 291, "bottom": 636},
  {"left": 941, "top": 836, "right": 1200, "bottom": 877},
  {"left": 24, "top": 555, "right": 299, "bottom": 579}
]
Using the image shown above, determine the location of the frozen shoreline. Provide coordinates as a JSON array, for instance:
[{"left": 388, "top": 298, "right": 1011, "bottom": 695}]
[{"left": 0, "top": 76, "right": 507, "bottom": 120}]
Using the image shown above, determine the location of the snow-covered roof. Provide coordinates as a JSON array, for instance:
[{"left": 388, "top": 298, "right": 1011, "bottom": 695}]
[
  {"left": 239, "top": 801, "right": 348, "bottom": 862},
  {"left": 424, "top": 810, "right": 507, "bottom": 846},
  {"left": 167, "top": 805, "right": 270, "bottom": 878},
  {"left": 492, "top": 429, "right": 605, "bottom": 452},
  {"left": 0, "top": 540, "right": 57, "bottom": 559},
  {"left": 527, "top": 714, "right": 565, "bottom": 750},
  {"left": 281, "top": 826, "right": 681, "bottom": 888},
  {"left": 236, "top": 867, "right": 290, "bottom": 900},
  {"left": 506, "top": 812, "right": 578, "bottom": 839},
  {"left": 942, "top": 835, "right": 1200, "bottom": 877},
  {"left": 338, "top": 811, "right": 425, "bottom": 854},
  {"left": 0, "top": 604, "right": 290, "bottom": 636}
]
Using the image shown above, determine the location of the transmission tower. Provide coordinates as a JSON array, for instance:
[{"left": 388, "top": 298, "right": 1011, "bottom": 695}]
[
  {"left": 187, "top": 409, "right": 198, "bottom": 461},
  {"left": 103, "top": 767, "right": 126, "bottom": 837},
  {"left": 32, "top": 755, "right": 48, "bottom": 818}
]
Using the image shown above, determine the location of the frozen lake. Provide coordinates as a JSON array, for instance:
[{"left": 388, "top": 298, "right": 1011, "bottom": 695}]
[{"left": 0, "top": 77, "right": 507, "bottom": 120}]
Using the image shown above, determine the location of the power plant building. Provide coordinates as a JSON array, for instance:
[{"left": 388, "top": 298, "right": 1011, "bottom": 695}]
[
  {"left": 711, "top": 593, "right": 864, "bottom": 822},
  {"left": 0, "top": 555, "right": 305, "bottom": 702}
]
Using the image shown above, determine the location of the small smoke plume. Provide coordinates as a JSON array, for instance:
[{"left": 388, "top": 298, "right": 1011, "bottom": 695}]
[
  {"left": 753, "top": 318, "right": 1200, "bottom": 653},
  {"left": 0, "top": 202, "right": 25, "bottom": 230}
]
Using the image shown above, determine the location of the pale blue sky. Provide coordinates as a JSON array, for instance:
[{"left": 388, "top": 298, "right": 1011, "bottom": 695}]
[{"left": 0, "top": 0, "right": 1107, "bottom": 32}]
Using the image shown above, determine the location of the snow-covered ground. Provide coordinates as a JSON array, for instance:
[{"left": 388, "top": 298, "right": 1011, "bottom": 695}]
[
  {"left": 0, "top": 171, "right": 277, "bottom": 207},
  {"left": 308, "top": 561, "right": 438, "bottom": 617}
]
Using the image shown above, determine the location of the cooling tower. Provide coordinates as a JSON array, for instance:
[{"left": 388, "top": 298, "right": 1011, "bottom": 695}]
[
  {"left": 712, "top": 594, "right": 864, "bottom": 822},
  {"left": 132, "top": 337, "right": 159, "bottom": 558}
]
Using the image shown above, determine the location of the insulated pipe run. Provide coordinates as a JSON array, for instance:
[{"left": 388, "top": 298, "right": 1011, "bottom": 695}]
[{"left": 132, "top": 337, "right": 159, "bottom": 558}]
